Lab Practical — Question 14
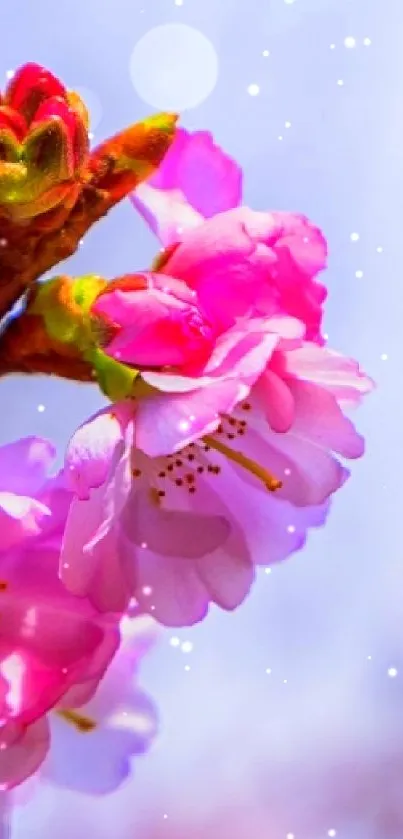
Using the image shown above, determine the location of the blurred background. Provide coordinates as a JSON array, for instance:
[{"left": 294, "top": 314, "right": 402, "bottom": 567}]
[{"left": 2, "top": 0, "right": 403, "bottom": 836}]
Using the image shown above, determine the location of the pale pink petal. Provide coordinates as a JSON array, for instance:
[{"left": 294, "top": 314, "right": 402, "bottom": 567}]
[
  {"left": 287, "top": 379, "right": 365, "bottom": 458},
  {"left": 45, "top": 620, "right": 157, "bottom": 793},
  {"left": 65, "top": 402, "right": 132, "bottom": 500},
  {"left": 223, "top": 417, "right": 348, "bottom": 507},
  {"left": 0, "top": 718, "right": 50, "bottom": 790},
  {"left": 131, "top": 128, "right": 242, "bottom": 244},
  {"left": 61, "top": 444, "right": 132, "bottom": 612},
  {"left": 132, "top": 183, "right": 204, "bottom": 247},
  {"left": 0, "top": 437, "right": 56, "bottom": 496},
  {"left": 282, "top": 344, "right": 374, "bottom": 404},
  {"left": 135, "top": 379, "right": 247, "bottom": 456},
  {"left": 118, "top": 483, "right": 252, "bottom": 627}
]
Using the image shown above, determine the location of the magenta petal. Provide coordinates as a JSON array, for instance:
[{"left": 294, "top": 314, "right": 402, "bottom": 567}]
[
  {"left": 132, "top": 128, "right": 242, "bottom": 244},
  {"left": 0, "top": 718, "right": 50, "bottom": 790},
  {"left": 0, "top": 492, "right": 50, "bottom": 552}
]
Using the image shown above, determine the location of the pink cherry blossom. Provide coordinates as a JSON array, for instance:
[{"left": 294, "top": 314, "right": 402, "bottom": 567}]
[
  {"left": 0, "top": 437, "right": 155, "bottom": 790},
  {"left": 61, "top": 292, "right": 372, "bottom": 626},
  {"left": 132, "top": 129, "right": 327, "bottom": 343}
]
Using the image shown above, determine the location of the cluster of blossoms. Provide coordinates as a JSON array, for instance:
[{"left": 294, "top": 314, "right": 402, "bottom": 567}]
[{"left": 0, "top": 65, "right": 372, "bottom": 792}]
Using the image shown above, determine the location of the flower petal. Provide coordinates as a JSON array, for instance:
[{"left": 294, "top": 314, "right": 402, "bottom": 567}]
[
  {"left": 132, "top": 128, "right": 242, "bottom": 244},
  {"left": 282, "top": 344, "right": 374, "bottom": 405},
  {"left": 0, "top": 718, "right": 50, "bottom": 790},
  {"left": 65, "top": 402, "right": 132, "bottom": 500},
  {"left": 0, "top": 437, "right": 56, "bottom": 496},
  {"left": 117, "top": 476, "right": 253, "bottom": 627},
  {"left": 287, "top": 379, "right": 365, "bottom": 458},
  {"left": 0, "top": 492, "right": 51, "bottom": 552}
]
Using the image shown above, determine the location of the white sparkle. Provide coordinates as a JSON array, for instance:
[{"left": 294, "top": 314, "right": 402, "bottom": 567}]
[
  {"left": 363, "top": 37, "right": 372, "bottom": 47},
  {"left": 37, "top": 404, "right": 46, "bottom": 413},
  {"left": 355, "top": 270, "right": 364, "bottom": 278},
  {"left": 388, "top": 667, "right": 398, "bottom": 678},
  {"left": 376, "top": 245, "right": 383, "bottom": 253},
  {"left": 367, "top": 655, "right": 372, "bottom": 661},
  {"left": 380, "top": 353, "right": 388, "bottom": 361},
  {"left": 283, "top": 679, "right": 288, "bottom": 684},
  {"left": 265, "top": 568, "right": 272, "bottom": 575},
  {"left": 262, "top": 49, "right": 270, "bottom": 57},
  {"left": 163, "top": 814, "right": 168, "bottom": 820},
  {"left": 247, "top": 83, "right": 260, "bottom": 97},
  {"left": 266, "top": 668, "right": 272, "bottom": 675},
  {"left": 286, "top": 834, "right": 295, "bottom": 839},
  {"left": 287, "top": 525, "right": 296, "bottom": 534},
  {"left": 142, "top": 586, "right": 152, "bottom": 597},
  {"left": 181, "top": 641, "right": 193, "bottom": 654},
  {"left": 350, "top": 232, "right": 360, "bottom": 241},
  {"left": 174, "top": 0, "right": 184, "bottom": 4},
  {"left": 150, "top": 605, "right": 156, "bottom": 611},
  {"left": 0, "top": 238, "right": 7, "bottom": 247},
  {"left": 170, "top": 636, "right": 180, "bottom": 647},
  {"left": 178, "top": 419, "right": 190, "bottom": 432},
  {"left": 6, "top": 69, "right": 15, "bottom": 79},
  {"left": 88, "top": 132, "right": 94, "bottom": 140},
  {"left": 278, "top": 135, "right": 284, "bottom": 141},
  {"left": 284, "top": 0, "right": 296, "bottom": 4},
  {"left": 285, "top": 121, "right": 292, "bottom": 128},
  {"left": 184, "top": 664, "right": 191, "bottom": 672},
  {"left": 337, "top": 79, "right": 344, "bottom": 86},
  {"left": 328, "top": 831, "right": 337, "bottom": 838},
  {"left": 140, "top": 541, "right": 148, "bottom": 549},
  {"left": 344, "top": 36, "right": 356, "bottom": 48},
  {"left": 284, "top": 467, "right": 292, "bottom": 476},
  {"left": 330, "top": 43, "right": 336, "bottom": 50}
]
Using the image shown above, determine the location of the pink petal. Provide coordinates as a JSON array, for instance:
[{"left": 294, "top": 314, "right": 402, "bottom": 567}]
[
  {"left": 0, "top": 718, "right": 50, "bottom": 790},
  {"left": 132, "top": 128, "right": 242, "bottom": 245},
  {"left": 142, "top": 323, "right": 278, "bottom": 391},
  {"left": 0, "top": 492, "right": 51, "bottom": 552},
  {"left": 257, "top": 370, "right": 295, "bottom": 433},
  {"left": 288, "top": 379, "right": 365, "bottom": 458},
  {"left": 95, "top": 275, "right": 214, "bottom": 371},
  {"left": 0, "top": 437, "right": 56, "bottom": 496},
  {"left": 65, "top": 402, "right": 132, "bottom": 500},
  {"left": 61, "top": 445, "right": 132, "bottom": 613},
  {"left": 135, "top": 379, "right": 247, "bottom": 456},
  {"left": 131, "top": 183, "right": 204, "bottom": 247},
  {"left": 226, "top": 417, "right": 348, "bottom": 507},
  {"left": 118, "top": 485, "right": 252, "bottom": 627},
  {"left": 282, "top": 344, "right": 374, "bottom": 404}
]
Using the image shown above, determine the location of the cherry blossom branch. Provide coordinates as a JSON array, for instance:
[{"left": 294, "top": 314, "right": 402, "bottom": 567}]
[{"left": 0, "top": 310, "right": 94, "bottom": 383}]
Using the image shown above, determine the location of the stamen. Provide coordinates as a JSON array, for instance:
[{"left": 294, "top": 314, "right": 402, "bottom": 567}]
[
  {"left": 58, "top": 709, "right": 96, "bottom": 733},
  {"left": 203, "top": 435, "right": 282, "bottom": 492}
]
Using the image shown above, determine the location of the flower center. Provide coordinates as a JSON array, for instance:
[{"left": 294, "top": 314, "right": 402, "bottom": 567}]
[{"left": 132, "top": 403, "right": 282, "bottom": 496}]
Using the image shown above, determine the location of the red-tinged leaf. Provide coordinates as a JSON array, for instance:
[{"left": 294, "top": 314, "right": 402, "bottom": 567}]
[{"left": 5, "top": 63, "right": 66, "bottom": 124}]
